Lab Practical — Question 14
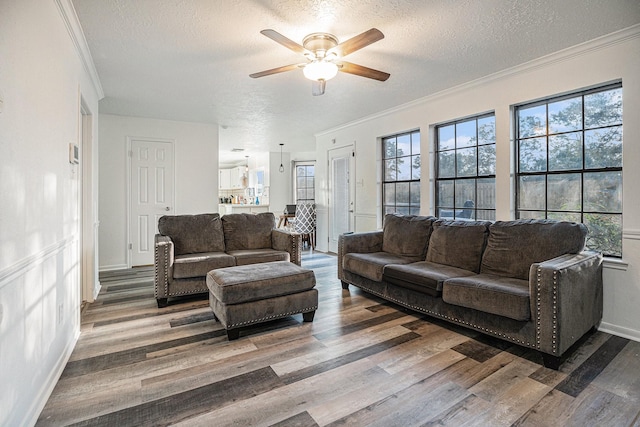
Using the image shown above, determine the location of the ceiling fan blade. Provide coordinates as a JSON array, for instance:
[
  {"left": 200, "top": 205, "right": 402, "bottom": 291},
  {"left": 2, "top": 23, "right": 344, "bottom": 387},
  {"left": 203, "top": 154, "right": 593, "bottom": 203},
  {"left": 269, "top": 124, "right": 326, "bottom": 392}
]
[
  {"left": 312, "top": 80, "right": 326, "bottom": 96},
  {"left": 260, "top": 29, "right": 310, "bottom": 55},
  {"left": 249, "top": 63, "right": 300, "bottom": 78},
  {"left": 338, "top": 61, "right": 390, "bottom": 81},
  {"left": 329, "top": 28, "right": 384, "bottom": 57}
]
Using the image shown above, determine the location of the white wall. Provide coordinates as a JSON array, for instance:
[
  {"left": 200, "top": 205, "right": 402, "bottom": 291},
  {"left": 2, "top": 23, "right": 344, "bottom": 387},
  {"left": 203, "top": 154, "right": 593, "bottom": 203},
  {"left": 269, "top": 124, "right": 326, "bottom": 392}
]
[
  {"left": 315, "top": 27, "right": 640, "bottom": 341},
  {"left": 98, "top": 114, "right": 219, "bottom": 270},
  {"left": 0, "top": 1, "right": 102, "bottom": 425}
]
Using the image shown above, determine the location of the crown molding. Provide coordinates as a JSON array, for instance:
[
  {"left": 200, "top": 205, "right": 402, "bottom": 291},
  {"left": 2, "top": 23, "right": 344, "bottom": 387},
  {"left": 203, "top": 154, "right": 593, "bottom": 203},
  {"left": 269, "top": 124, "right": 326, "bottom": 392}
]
[
  {"left": 54, "top": 0, "right": 104, "bottom": 99},
  {"left": 317, "top": 24, "right": 640, "bottom": 138}
]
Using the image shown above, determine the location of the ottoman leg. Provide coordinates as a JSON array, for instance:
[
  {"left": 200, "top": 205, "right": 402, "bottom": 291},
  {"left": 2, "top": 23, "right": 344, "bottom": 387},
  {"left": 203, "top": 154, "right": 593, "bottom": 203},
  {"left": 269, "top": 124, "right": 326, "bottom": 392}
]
[
  {"left": 303, "top": 310, "right": 316, "bottom": 322},
  {"left": 226, "top": 328, "right": 240, "bottom": 341}
]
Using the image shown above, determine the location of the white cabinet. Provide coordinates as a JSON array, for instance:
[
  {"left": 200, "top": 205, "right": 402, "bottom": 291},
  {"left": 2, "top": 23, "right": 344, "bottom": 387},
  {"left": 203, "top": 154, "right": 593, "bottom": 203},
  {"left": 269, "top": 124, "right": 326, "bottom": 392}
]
[{"left": 219, "top": 169, "right": 231, "bottom": 189}]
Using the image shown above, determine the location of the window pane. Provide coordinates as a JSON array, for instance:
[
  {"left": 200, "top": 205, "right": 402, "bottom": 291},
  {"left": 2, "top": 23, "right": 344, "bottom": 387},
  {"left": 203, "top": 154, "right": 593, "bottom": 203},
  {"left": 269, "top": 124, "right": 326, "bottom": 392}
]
[
  {"left": 477, "top": 178, "right": 495, "bottom": 209},
  {"left": 455, "top": 179, "right": 475, "bottom": 209},
  {"left": 548, "top": 173, "right": 581, "bottom": 211},
  {"left": 437, "top": 180, "right": 454, "bottom": 207},
  {"left": 297, "top": 189, "right": 305, "bottom": 200},
  {"left": 384, "top": 183, "right": 395, "bottom": 205},
  {"left": 384, "top": 206, "right": 396, "bottom": 215},
  {"left": 397, "top": 156, "right": 411, "bottom": 180},
  {"left": 478, "top": 144, "right": 496, "bottom": 175},
  {"left": 518, "top": 210, "right": 544, "bottom": 220},
  {"left": 384, "top": 159, "right": 396, "bottom": 180},
  {"left": 584, "top": 213, "right": 622, "bottom": 257},
  {"left": 477, "top": 210, "right": 496, "bottom": 221},
  {"left": 585, "top": 126, "right": 622, "bottom": 169},
  {"left": 585, "top": 88, "right": 622, "bottom": 128},
  {"left": 548, "top": 212, "right": 581, "bottom": 222},
  {"left": 306, "top": 166, "right": 314, "bottom": 177},
  {"left": 396, "top": 206, "right": 411, "bottom": 215},
  {"left": 397, "top": 134, "right": 411, "bottom": 157},
  {"left": 584, "top": 171, "right": 622, "bottom": 212},
  {"left": 306, "top": 189, "right": 314, "bottom": 200},
  {"left": 297, "top": 176, "right": 305, "bottom": 188},
  {"left": 456, "top": 147, "right": 477, "bottom": 177},
  {"left": 411, "top": 132, "right": 420, "bottom": 155},
  {"left": 519, "top": 104, "right": 547, "bottom": 138},
  {"left": 478, "top": 116, "right": 495, "bottom": 145},
  {"left": 411, "top": 155, "right": 421, "bottom": 180},
  {"left": 383, "top": 137, "right": 396, "bottom": 159},
  {"left": 438, "top": 151, "right": 455, "bottom": 178},
  {"left": 519, "top": 137, "right": 547, "bottom": 172},
  {"left": 305, "top": 177, "right": 314, "bottom": 188},
  {"left": 548, "top": 97, "right": 582, "bottom": 134},
  {"left": 296, "top": 166, "right": 305, "bottom": 176},
  {"left": 410, "top": 181, "right": 420, "bottom": 204},
  {"left": 548, "top": 132, "right": 582, "bottom": 171},
  {"left": 437, "top": 207, "right": 454, "bottom": 219},
  {"left": 438, "top": 125, "right": 455, "bottom": 150},
  {"left": 410, "top": 206, "right": 421, "bottom": 215},
  {"left": 518, "top": 175, "right": 545, "bottom": 210},
  {"left": 456, "top": 120, "right": 476, "bottom": 148},
  {"left": 396, "top": 182, "right": 410, "bottom": 205}
]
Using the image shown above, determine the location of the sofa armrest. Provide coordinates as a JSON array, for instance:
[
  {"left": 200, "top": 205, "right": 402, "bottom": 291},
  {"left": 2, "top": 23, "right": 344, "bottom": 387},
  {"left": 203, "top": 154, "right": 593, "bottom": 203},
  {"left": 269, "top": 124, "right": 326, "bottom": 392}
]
[
  {"left": 337, "top": 231, "right": 384, "bottom": 281},
  {"left": 154, "top": 234, "right": 175, "bottom": 299},
  {"left": 271, "top": 228, "right": 302, "bottom": 266},
  {"left": 529, "top": 250, "right": 603, "bottom": 356}
]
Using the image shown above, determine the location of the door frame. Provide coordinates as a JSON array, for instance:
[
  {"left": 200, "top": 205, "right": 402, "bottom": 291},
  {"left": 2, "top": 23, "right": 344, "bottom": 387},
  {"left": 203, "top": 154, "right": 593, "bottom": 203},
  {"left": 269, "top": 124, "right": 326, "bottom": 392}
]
[
  {"left": 328, "top": 144, "right": 356, "bottom": 253},
  {"left": 126, "top": 136, "right": 176, "bottom": 268}
]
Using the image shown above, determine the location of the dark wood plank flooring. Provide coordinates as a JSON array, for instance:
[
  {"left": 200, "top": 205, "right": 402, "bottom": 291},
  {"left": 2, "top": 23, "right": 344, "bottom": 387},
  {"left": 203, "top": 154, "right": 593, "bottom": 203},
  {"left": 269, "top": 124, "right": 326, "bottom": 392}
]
[{"left": 36, "top": 251, "right": 640, "bottom": 426}]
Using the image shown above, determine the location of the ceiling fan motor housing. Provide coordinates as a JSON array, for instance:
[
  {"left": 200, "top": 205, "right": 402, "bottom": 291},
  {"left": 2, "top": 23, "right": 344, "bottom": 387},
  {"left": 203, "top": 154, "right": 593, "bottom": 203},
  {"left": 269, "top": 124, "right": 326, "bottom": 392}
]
[{"left": 302, "top": 33, "right": 338, "bottom": 58}]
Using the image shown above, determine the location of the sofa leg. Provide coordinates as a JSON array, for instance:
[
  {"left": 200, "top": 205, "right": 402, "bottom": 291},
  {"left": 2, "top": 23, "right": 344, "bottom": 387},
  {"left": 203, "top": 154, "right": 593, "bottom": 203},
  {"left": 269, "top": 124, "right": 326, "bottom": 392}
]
[
  {"left": 341, "top": 281, "right": 349, "bottom": 290},
  {"left": 157, "top": 298, "right": 168, "bottom": 308},
  {"left": 303, "top": 310, "right": 316, "bottom": 322},
  {"left": 226, "top": 329, "right": 240, "bottom": 341},
  {"left": 541, "top": 353, "right": 562, "bottom": 370}
]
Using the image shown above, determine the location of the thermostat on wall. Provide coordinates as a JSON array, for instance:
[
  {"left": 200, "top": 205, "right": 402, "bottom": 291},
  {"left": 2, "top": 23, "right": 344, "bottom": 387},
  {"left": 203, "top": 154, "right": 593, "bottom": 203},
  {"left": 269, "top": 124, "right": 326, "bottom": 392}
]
[{"left": 69, "top": 143, "right": 79, "bottom": 164}]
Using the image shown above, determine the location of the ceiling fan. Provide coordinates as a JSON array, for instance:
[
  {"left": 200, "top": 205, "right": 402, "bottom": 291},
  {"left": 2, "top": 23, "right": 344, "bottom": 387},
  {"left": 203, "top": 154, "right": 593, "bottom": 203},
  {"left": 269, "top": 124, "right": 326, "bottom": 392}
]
[{"left": 250, "top": 28, "right": 390, "bottom": 96}]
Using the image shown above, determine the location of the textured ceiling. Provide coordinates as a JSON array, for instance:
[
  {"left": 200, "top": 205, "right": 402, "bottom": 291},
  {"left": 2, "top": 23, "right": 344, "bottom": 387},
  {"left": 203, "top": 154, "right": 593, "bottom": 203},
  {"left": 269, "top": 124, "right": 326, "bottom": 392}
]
[{"left": 72, "top": 0, "right": 640, "bottom": 165}]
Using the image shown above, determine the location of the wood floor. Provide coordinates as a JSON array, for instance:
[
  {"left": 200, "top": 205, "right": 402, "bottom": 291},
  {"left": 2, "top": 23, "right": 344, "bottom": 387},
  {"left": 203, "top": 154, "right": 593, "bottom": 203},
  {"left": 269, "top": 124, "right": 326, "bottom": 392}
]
[{"left": 37, "top": 251, "right": 640, "bottom": 426}]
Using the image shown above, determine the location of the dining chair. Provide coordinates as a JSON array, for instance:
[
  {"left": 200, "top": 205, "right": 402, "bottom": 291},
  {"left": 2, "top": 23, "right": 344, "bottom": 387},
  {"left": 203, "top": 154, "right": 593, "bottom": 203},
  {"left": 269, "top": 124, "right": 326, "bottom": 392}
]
[{"left": 294, "top": 202, "right": 316, "bottom": 248}]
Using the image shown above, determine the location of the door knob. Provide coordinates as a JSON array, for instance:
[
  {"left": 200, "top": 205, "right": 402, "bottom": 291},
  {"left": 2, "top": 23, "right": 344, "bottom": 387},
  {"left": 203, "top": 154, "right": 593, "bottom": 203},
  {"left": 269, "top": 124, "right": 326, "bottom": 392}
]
[{"left": 165, "top": 207, "right": 170, "bottom": 211}]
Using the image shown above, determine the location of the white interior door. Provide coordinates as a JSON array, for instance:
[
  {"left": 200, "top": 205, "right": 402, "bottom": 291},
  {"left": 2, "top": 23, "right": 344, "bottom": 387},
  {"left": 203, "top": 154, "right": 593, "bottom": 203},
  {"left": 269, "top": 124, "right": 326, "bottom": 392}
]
[
  {"left": 329, "top": 145, "right": 355, "bottom": 253},
  {"left": 129, "top": 138, "right": 174, "bottom": 267}
]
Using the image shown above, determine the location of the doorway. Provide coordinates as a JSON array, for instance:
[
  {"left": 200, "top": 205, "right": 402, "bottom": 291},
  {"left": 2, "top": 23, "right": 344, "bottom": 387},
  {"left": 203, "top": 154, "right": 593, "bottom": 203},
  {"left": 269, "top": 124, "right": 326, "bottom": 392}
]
[
  {"left": 128, "top": 138, "right": 175, "bottom": 267},
  {"left": 328, "top": 145, "right": 355, "bottom": 253}
]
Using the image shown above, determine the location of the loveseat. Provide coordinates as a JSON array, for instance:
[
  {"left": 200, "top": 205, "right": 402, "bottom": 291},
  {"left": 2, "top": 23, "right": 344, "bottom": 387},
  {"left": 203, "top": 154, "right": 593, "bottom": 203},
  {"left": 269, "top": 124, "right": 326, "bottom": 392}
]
[
  {"left": 154, "top": 212, "right": 301, "bottom": 307},
  {"left": 338, "top": 214, "right": 603, "bottom": 369}
]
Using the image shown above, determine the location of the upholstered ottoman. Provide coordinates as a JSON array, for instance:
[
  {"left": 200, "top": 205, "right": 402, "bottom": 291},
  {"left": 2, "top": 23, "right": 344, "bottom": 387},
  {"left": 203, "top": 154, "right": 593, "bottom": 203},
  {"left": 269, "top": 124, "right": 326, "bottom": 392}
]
[{"left": 206, "top": 261, "right": 318, "bottom": 340}]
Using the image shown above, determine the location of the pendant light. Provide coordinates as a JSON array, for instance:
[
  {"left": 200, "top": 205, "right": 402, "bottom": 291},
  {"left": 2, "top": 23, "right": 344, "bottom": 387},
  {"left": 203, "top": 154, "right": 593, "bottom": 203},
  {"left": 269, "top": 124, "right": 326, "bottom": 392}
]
[{"left": 279, "top": 143, "right": 284, "bottom": 173}]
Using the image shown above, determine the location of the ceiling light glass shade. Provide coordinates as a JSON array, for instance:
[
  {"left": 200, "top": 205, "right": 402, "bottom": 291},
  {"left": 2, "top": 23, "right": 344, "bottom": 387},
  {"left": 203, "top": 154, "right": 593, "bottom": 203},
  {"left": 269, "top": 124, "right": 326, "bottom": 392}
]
[{"left": 303, "top": 60, "right": 338, "bottom": 81}]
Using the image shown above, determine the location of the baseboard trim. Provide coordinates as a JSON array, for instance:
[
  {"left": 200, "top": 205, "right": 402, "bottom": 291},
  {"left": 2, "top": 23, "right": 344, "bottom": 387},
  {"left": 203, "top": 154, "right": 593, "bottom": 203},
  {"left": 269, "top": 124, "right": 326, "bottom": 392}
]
[
  {"left": 24, "top": 329, "right": 80, "bottom": 427},
  {"left": 599, "top": 322, "right": 640, "bottom": 343},
  {"left": 99, "top": 264, "right": 128, "bottom": 272}
]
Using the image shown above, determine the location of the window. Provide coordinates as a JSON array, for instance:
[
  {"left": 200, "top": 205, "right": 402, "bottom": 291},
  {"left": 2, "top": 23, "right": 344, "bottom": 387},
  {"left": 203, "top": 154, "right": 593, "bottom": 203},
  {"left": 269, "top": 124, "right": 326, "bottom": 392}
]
[
  {"left": 294, "top": 162, "right": 315, "bottom": 202},
  {"left": 515, "top": 83, "right": 622, "bottom": 257},
  {"left": 383, "top": 130, "right": 421, "bottom": 215},
  {"left": 435, "top": 114, "right": 496, "bottom": 220}
]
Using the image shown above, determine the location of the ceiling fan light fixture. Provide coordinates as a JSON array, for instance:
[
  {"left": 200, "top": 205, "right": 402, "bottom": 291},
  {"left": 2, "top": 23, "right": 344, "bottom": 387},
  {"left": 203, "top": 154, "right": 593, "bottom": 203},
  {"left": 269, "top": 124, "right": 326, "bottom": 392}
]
[{"left": 303, "top": 60, "right": 338, "bottom": 82}]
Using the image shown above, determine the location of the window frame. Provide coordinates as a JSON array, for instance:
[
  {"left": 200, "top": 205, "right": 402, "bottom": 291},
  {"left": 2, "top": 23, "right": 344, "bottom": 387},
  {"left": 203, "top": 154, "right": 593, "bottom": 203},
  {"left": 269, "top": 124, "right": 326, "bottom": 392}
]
[
  {"left": 434, "top": 112, "right": 497, "bottom": 221},
  {"left": 514, "top": 82, "right": 623, "bottom": 257},
  {"left": 382, "top": 129, "right": 421, "bottom": 216},
  {"left": 293, "top": 161, "right": 315, "bottom": 203}
]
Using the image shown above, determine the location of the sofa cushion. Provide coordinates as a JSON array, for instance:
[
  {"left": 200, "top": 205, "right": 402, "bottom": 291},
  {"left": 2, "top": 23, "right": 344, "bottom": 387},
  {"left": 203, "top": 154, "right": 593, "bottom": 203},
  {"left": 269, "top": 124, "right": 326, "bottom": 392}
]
[
  {"left": 173, "top": 252, "right": 236, "bottom": 279},
  {"left": 442, "top": 274, "right": 531, "bottom": 321},
  {"left": 343, "top": 252, "right": 419, "bottom": 282},
  {"left": 226, "top": 249, "right": 290, "bottom": 266},
  {"left": 480, "top": 219, "right": 588, "bottom": 280},
  {"left": 381, "top": 214, "right": 435, "bottom": 258},
  {"left": 383, "top": 261, "right": 477, "bottom": 297},
  {"left": 158, "top": 213, "right": 224, "bottom": 255},
  {"left": 222, "top": 212, "right": 275, "bottom": 251},
  {"left": 426, "top": 220, "right": 491, "bottom": 273}
]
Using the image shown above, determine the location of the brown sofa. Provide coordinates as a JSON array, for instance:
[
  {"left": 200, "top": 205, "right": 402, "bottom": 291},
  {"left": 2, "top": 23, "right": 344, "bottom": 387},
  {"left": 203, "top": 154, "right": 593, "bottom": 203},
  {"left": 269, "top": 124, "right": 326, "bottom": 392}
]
[
  {"left": 154, "top": 212, "right": 301, "bottom": 307},
  {"left": 338, "top": 214, "right": 603, "bottom": 369}
]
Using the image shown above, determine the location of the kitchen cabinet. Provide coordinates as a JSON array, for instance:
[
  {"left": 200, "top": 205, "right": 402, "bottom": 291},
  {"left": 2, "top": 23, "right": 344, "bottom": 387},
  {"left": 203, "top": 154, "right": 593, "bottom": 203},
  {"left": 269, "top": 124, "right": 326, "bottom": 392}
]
[{"left": 219, "top": 169, "right": 231, "bottom": 189}]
